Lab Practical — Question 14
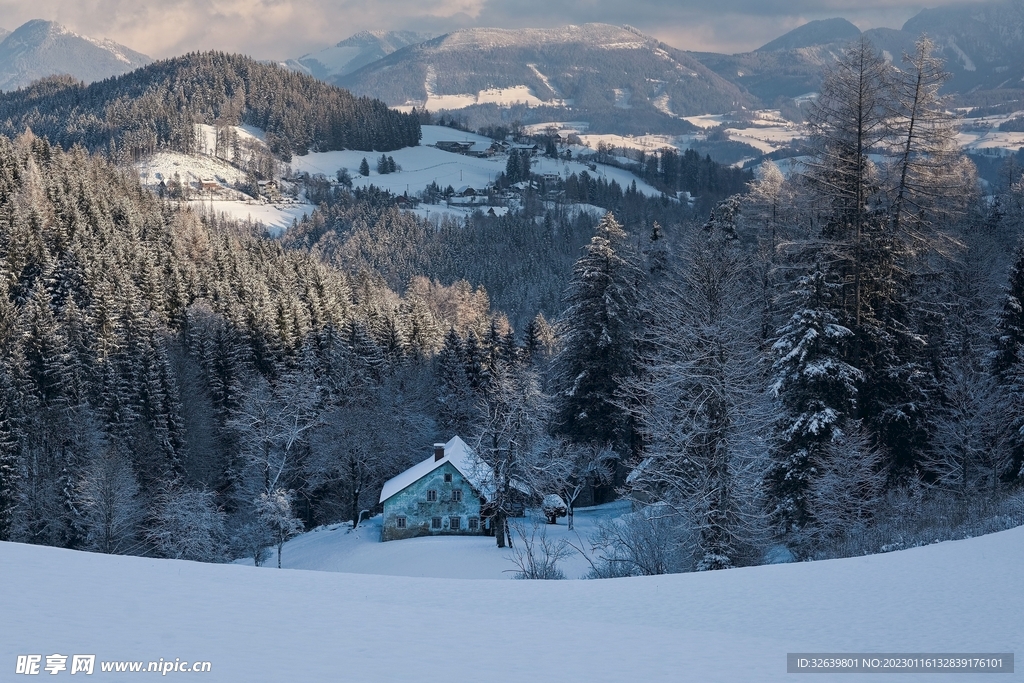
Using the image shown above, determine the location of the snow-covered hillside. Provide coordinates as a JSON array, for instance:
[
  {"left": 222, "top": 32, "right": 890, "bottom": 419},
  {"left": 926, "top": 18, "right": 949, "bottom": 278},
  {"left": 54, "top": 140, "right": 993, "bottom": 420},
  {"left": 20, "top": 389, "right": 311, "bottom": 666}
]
[
  {"left": 2, "top": 522, "right": 1020, "bottom": 681},
  {"left": 134, "top": 125, "right": 315, "bottom": 234},
  {"left": 289, "top": 125, "right": 666, "bottom": 199}
]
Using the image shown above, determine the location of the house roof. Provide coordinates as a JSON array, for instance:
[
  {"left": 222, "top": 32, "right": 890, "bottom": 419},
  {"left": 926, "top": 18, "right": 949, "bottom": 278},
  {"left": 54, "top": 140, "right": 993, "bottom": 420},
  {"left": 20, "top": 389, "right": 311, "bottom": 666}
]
[{"left": 379, "top": 436, "right": 494, "bottom": 504}]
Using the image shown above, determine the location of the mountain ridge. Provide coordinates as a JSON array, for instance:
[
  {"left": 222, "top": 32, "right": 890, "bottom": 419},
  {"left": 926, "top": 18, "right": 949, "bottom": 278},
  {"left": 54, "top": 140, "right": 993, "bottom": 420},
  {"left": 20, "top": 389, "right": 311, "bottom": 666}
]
[
  {"left": 334, "top": 23, "right": 754, "bottom": 133},
  {"left": 0, "top": 19, "right": 151, "bottom": 91}
]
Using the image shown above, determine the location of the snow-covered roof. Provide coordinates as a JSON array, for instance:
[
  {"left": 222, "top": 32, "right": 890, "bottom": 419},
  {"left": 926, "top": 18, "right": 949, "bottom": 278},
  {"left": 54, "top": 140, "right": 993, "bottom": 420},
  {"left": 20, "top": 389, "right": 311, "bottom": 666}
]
[{"left": 379, "top": 436, "right": 494, "bottom": 504}]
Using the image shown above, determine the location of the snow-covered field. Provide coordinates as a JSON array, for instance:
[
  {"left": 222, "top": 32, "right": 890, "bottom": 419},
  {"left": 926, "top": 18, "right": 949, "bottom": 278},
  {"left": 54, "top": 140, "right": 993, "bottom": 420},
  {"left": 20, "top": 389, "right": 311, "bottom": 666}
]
[
  {"left": 236, "top": 502, "right": 628, "bottom": 580},
  {"left": 2, "top": 517, "right": 1020, "bottom": 681},
  {"left": 135, "top": 150, "right": 249, "bottom": 188},
  {"left": 288, "top": 125, "right": 667, "bottom": 199},
  {"left": 957, "top": 111, "right": 1024, "bottom": 155},
  {"left": 189, "top": 200, "right": 315, "bottom": 236}
]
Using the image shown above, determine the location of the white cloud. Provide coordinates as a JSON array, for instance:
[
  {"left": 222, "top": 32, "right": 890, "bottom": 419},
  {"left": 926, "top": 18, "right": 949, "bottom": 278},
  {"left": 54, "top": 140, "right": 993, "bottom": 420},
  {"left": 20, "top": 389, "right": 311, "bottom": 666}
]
[{"left": 0, "top": 0, "right": 996, "bottom": 59}]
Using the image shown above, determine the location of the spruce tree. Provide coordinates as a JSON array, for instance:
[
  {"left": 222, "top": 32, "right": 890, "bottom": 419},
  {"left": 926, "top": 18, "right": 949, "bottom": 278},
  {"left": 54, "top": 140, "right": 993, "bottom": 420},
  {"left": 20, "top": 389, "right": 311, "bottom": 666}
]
[
  {"left": 991, "top": 241, "right": 1024, "bottom": 480},
  {"left": 552, "top": 213, "right": 641, "bottom": 448},
  {"left": 767, "top": 267, "right": 862, "bottom": 533}
]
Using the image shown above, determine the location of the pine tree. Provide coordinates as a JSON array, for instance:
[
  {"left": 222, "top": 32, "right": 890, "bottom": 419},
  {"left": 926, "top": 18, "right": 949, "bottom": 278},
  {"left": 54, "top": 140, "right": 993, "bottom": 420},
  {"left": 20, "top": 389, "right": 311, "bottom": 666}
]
[
  {"left": 0, "top": 365, "right": 19, "bottom": 541},
  {"left": 767, "top": 267, "right": 862, "bottom": 533},
  {"left": 552, "top": 213, "right": 641, "bottom": 449},
  {"left": 435, "top": 329, "right": 475, "bottom": 436},
  {"left": 991, "top": 240, "right": 1024, "bottom": 480}
]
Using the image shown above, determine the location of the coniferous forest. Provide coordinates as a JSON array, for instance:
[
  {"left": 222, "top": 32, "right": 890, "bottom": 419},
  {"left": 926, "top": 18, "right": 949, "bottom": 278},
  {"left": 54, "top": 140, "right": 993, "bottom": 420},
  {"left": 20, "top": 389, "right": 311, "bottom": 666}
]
[
  {"left": 1, "top": 37, "right": 1023, "bottom": 571},
  {"left": 0, "top": 52, "right": 422, "bottom": 163}
]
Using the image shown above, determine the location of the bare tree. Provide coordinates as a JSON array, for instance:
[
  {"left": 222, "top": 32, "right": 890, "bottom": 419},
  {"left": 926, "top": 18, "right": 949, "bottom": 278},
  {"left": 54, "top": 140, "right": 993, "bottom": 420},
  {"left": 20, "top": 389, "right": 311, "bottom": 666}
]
[
  {"left": 585, "top": 505, "right": 691, "bottom": 577},
  {"left": 471, "top": 361, "right": 549, "bottom": 548},
  {"left": 886, "top": 36, "right": 973, "bottom": 242},
  {"left": 535, "top": 440, "right": 614, "bottom": 530},
  {"left": 625, "top": 228, "right": 771, "bottom": 570},
  {"left": 148, "top": 487, "right": 226, "bottom": 562},
  {"left": 804, "top": 36, "right": 890, "bottom": 329},
  {"left": 256, "top": 488, "right": 305, "bottom": 569},
  {"left": 306, "top": 374, "right": 434, "bottom": 528},
  {"left": 506, "top": 519, "right": 571, "bottom": 579},
  {"left": 804, "top": 425, "right": 885, "bottom": 544},
  {"left": 923, "top": 361, "right": 1009, "bottom": 494},
  {"left": 232, "top": 372, "right": 323, "bottom": 496},
  {"left": 77, "top": 446, "right": 144, "bottom": 555}
]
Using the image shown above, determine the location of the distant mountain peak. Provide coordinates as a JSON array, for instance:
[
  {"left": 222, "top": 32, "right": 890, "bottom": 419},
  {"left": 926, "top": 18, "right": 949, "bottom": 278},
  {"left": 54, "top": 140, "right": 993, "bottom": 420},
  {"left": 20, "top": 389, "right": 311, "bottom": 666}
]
[
  {"left": 0, "top": 19, "right": 150, "bottom": 90},
  {"left": 287, "top": 30, "right": 431, "bottom": 81},
  {"left": 756, "top": 18, "right": 861, "bottom": 52}
]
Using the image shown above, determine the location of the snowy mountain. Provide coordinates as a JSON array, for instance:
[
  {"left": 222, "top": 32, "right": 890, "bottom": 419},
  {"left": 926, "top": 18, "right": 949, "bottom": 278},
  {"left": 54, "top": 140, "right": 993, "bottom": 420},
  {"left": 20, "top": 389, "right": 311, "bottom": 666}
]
[
  {"left": 337, "top": 23, "right": 754, "bottom": 134},
  {"left": 283, "top": 30, "right": 431, "bottom": 80},
  {"left": 0, "top": 19, "right": 150, "bottom": 91},
  {"left": 692, "top": 0, "right": 1024, "bottom": 105},
  {"left": 756, "top": 18, "right": 861, "bottom": 52}
]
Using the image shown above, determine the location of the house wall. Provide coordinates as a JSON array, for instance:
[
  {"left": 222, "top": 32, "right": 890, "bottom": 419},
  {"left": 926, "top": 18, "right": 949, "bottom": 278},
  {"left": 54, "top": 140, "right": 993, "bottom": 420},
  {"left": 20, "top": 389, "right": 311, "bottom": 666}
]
[{"left": 381, "top": 462, "right": 485, "bottom": 541}]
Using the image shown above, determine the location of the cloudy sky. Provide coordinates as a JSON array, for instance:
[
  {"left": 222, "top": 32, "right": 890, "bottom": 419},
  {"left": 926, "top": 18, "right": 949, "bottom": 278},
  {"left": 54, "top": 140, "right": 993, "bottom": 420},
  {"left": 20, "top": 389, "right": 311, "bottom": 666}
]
[{"left": 0, "top": 0, "right": 987, "bottom": 59}]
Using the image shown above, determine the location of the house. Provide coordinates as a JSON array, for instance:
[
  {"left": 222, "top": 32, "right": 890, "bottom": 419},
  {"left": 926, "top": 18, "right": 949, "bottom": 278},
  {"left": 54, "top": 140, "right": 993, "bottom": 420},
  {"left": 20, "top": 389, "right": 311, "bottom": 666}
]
[
  {"left": 198, "top": 178, "right": 220, "bottom": 191},
  {"left": 435, "top": 141, "right": 476, "bottom": 154},
  {"left": 379, "top": 436, "right": 492, "bottom": 541}
]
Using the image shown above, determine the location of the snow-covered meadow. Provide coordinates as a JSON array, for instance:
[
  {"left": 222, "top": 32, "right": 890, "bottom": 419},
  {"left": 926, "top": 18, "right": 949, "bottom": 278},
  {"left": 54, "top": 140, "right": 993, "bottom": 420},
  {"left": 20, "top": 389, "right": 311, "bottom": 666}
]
[
  {"left": 2, "top": 516, "right": 1020, "bottom": 682},
  {"left": 236, "top": 502, "right": 629, "bottom": 579},
  {"left": 288, "top": 125, "right": 667, "bottom": 199}
]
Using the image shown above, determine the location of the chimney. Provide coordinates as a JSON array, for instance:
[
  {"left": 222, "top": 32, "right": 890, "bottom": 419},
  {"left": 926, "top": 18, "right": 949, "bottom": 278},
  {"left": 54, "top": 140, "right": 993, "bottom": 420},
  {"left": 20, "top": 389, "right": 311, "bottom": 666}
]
[{"left": 434, "top": 443, "right": 446, "bottom": 462}]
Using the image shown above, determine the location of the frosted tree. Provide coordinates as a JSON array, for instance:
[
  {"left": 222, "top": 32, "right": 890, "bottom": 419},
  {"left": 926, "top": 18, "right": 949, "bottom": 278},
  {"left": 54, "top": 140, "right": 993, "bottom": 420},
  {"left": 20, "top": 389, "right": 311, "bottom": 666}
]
[
  {"left": 257, "top": 488, "right": 304, "bottom": 569},
  {"left": 990, "top": 241, "right": 1024, "bottom": 481},
  {"left": 77, "top": 446, "right": 144, "bottom": 555},
  {"left": 804, "top": 36, "right": 890, "bottom": 329},
  {"left": 534, "top": 440, "right": 614, "bottom": 530},
  {"left": 552, "top": 213, "right": 642, "bottom": 451},
  {"left": 472, "top": 361, "right": 550, "bottom": 548},
  {"left": 231, "top": 371, "right": 323, "bottom": 499},
  {"left": 230, "top": 371, "right": 323, "bottom": 555},
  {"left": 767, "top": 267, "right": 862, "bottom": 533},
  {"left": 886, "top": 36, "right": 972, "bottom": 240},
  {"left": 306, "top": 373, "right": 433, "bottom": 528},
  {"left": 923, "top": 360, "right": 1007, "bottom": 494},
  {"left": 626, "top": 228, "right": 770, "bottom": 570},
  {"left": 148, "top": 487, "right": 226, "bottom": 561},
  {"left": 805, "top": 425, "right": 884, "bottom": 543},
  {"left": 0, "top": 365, "right": 19, "bottom": 541}
]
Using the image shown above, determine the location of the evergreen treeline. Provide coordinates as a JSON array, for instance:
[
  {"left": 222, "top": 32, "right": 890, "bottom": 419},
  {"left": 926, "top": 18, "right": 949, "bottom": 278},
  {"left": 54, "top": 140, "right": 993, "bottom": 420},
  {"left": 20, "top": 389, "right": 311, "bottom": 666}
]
[
  {"left": 282, "top": 181, "right": 692, "bottom": 328},
  {"left": 0, "top": 52, "right": 421, "bottom": 163},
  {"left": 0, "top": 131, "right": 499, "bottom": 562}
]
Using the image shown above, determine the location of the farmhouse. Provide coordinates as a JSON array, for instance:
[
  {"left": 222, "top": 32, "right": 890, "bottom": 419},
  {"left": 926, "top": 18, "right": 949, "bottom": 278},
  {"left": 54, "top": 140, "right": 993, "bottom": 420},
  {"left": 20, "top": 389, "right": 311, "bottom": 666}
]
[
  {"left": 434, "top": 141, "right": 476, "bottom": 154},
  {"left": 379, "top": 436, "right": 491, "bottom": 542}
]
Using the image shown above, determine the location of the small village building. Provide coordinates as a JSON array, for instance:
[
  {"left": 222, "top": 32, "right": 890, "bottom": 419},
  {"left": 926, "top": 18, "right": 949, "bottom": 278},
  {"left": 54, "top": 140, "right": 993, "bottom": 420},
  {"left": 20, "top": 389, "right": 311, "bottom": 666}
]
[
  {"left": 379, "top": 436, "right": 491, "bottom": 542},
  {"left": 434, "top": 141, "right": 476, "bottom": 154}
]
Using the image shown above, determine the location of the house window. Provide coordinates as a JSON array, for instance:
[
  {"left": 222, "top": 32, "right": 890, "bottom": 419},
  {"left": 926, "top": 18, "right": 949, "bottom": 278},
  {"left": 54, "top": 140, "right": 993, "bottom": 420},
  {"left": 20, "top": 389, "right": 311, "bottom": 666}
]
[
  {"left": 468, "top": 517, "right": 479, "bottom": 531},
  {"left": 396, "top": 516, "right": 407, "bottom": 529},
  {"left": 450, "top": 516, "right": 461, "bottom": 530},
  {"left": 431, "top": 517, "right": 442, "bottom": 530},
  {"left": 443, "top": 472, "right": 453, "bottom": 483},
  {"left": 451, "top": 489, "right": 462, "bottom": 503},
  {"left": 426, "top": 490, "right": 437, "bottom": 502}
]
